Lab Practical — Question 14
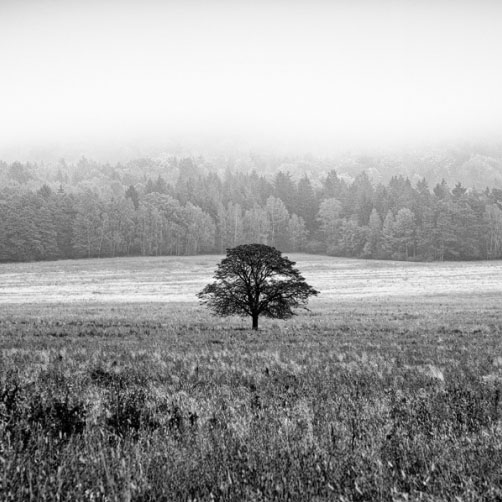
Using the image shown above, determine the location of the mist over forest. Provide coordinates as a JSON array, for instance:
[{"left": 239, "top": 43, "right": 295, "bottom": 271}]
[
  {"left": 5, "top": 139, "right": 502, "bottom": 188},
  {"left": 3, "top": 140, "right": 502, "bottom": 263}
]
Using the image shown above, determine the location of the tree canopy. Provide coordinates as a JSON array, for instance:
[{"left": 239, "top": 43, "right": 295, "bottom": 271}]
[{"left": 198, "top": 244, "right": 319, "bottom": 329}]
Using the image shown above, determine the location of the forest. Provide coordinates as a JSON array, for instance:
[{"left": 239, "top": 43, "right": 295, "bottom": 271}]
[{"left": 1, "top": 155, "right": 502, "bottom": 262}]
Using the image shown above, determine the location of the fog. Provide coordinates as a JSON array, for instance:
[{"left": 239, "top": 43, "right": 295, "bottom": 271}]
[{"left": 2, "top": 0, "right": 502, "bottom": 160}]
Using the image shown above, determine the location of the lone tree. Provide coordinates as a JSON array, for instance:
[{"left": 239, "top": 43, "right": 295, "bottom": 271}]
[{"left": 198, "top": 244, "right": 319, "bottom": 330}]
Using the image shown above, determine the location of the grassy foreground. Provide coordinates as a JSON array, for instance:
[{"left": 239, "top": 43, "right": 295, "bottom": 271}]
[{"left": 1, "top": 297, "right": 502, "bottom": 501}]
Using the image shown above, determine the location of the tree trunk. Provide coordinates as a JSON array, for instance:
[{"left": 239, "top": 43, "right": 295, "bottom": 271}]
[{"left": 252, "top": 314, "right": 259, "bottom": 330}]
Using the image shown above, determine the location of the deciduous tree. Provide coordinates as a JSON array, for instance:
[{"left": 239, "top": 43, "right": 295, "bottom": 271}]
[{"left": 198, "top": 244, "right": 318, "bottom": 330}]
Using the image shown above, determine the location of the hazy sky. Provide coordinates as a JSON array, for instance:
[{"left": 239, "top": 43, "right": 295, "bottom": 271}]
[{"left": 1, "top": 0, "right": 502, "bottom": 157}]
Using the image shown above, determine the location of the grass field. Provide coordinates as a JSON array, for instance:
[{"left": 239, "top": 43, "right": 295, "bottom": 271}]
[{"left": 1, "top": 256, "right": 502, "bottom": 500}]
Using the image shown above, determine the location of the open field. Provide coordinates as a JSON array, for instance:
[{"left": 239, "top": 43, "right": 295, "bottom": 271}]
[
  {"left": 1, "top": 256, "right": 502, "bottom": 500},
  {"left": 2, "top": 254, "right": 502, "bottom": 304}
]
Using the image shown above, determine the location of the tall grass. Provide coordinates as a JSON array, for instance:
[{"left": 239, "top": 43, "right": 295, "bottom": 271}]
[{"left": 1, "top": 299, "right": 501, "bottom": 501}]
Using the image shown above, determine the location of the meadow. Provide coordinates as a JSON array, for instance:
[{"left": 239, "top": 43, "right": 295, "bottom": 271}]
[{"left": 1, "top": 256, "right": 502, "bottom": 501}]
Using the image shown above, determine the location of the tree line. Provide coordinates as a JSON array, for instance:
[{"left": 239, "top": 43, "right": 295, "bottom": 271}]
[{"left": 2, "top": 165, "right": 502, "bottom": 262}]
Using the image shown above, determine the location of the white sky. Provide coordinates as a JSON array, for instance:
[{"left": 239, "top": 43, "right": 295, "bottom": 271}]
[{"left": 1, "top": 0, "right": 502, "bottom": 157}]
